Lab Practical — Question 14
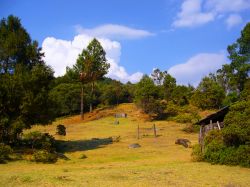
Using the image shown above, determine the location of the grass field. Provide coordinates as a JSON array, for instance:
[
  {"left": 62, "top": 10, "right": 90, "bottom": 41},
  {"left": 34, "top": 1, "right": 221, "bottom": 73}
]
[{"left": 0, "top": 104, "right": 249, "bottom": 187}]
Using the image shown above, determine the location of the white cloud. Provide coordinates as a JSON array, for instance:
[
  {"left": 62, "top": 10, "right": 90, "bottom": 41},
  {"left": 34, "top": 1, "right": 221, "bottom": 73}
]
[
  {"left": 225, "top": 14, "right": 243, "bottom": 29},
  {"left": 168, "top": 52, "right": 228, "bottom": 86},
  {"left": 205, "top": 0, "right": 250, "bottom": 13},
  {"left": 75, "top": 24, "right": 154, "bottom": 40},
  {"left": 173, "top": 0, "right": 250, "bottom": 28},
  {"left": 172, "top": 0, "right": 215, "bottom": 28},
  {"left": 42, "top": 34, "right": 143, "bottom": 83}
]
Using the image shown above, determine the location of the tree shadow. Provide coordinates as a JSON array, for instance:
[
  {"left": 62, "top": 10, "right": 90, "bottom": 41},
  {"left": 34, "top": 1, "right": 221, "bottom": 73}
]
[{"left": 55, "top": 137, "right": 113, "bottom": 153}]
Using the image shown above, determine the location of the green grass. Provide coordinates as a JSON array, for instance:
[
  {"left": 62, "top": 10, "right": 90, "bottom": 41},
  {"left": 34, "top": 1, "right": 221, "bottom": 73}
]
[{"left": 0, "top": 104, "right": 249, "bottom": 187}]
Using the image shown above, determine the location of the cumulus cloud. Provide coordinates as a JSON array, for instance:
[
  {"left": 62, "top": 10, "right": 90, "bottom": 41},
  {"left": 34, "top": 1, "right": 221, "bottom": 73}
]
[
  {"left": 75, "top": 24, "right": 155, "bottom": 40},
  {"left": 173, "top": 0, "right": 250, "bottom": 28},
  {"left": 172, "top": 0, "right": 214, "bottom": 28},
  {"left": 42, "top": 34, "right": 143, "bottom": 83},
  {"left": 225, "top": 14, "right": 243, "bottom": 29},
  {"left": 168, "top": 52, "right": 228, "bottom": 86},
  {"left": 205, "top": 0, "right": 250, "bottom": 13}
]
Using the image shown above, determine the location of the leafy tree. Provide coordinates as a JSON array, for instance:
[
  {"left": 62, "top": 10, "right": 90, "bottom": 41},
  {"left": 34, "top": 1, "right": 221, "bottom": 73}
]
[
  {"left": 223, "top": 80, "right": 250, "bottom": 147},
  {"left": 191, "top": 77, "right": 225, "bottom": 109},
  {"left": 0, "top": 15, "right": 55, "bottom": 144},
  {"left": 49, "top": 83, "right": 86, "bottom": 116},
  {"left": 163, "top": 74, "right": 176, "bottom": 101},
  {"left": 0, "top": 15, "right": 43, "bottom": 73},
  {"left": 134, "top": 75, "right": 164, "bottom": 118},
  {"left": 216, "top": 22, "right": 250, "bottom": 93},
  {"left": 171, "top": 85, "right": 193, "bottom": 106},
  {"left": 68, "top": 38, "right": 110, "bottom": 118}
]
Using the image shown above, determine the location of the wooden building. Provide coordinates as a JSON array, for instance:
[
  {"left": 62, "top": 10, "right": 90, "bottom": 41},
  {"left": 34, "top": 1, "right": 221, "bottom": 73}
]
[{"left": 196, "top": 106, "right": 229, "bottom": 152}]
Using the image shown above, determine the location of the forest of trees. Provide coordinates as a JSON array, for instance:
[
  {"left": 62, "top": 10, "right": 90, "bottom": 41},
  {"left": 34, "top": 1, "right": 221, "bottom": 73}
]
[{"left": 0, "top": 15, "right": 249, "bottom": 166}]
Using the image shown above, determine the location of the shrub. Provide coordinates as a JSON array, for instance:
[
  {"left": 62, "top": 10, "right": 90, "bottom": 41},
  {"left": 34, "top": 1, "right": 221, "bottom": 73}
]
[
  {"left": 23, "top": 131, "right": 55, "bottom": 151},
  {"left": 79, "top": 154, "right": 87, "bottom": 159},
  {"left": 165, "top": 102, "right": 179, "bottom": 116},
  {"left": 204, "top": 130, "right": 223, "bottom": 146},
  {"left": 173, "top": 114, "right": 193, "bottom": 123},
  {"left": 0, "top": 143, "right": 13, "bottom": 163},
  {"left": 32, "top": 150, "right": 57, "bottom": 163},
  {"left": 191, "top": 144, "right": 203, "bottom": 161},
  {"left": 56, "top": 124, "right": 66, "bottom": 136},
  {"left": 204, "top": 140, "right": 225, "bottom": 164}
]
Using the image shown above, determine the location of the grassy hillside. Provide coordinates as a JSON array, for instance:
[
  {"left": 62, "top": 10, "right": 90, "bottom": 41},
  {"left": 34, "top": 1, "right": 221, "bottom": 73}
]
[{"left": 0, "top": 104, "right": 249, "bottom": 187}]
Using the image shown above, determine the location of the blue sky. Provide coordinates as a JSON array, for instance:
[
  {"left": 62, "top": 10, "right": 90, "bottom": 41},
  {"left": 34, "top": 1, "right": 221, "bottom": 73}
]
[{"left": 1, "top": 0, "right": 250, "bottom": 85}]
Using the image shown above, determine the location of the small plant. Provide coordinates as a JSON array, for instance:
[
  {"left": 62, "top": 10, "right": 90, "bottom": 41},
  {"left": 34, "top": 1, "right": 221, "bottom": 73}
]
[
  {"left": 56, "top": 124, "right": 66, "bottom": 136},
  {"left": 32, "top": 150, "right": 57, "bottom": 163},
  {"left": 79, "top": 154, "right": 87, "bottom": 159},
  {"left": 0, "top": 143, "right": 13, "bottom": 163}
]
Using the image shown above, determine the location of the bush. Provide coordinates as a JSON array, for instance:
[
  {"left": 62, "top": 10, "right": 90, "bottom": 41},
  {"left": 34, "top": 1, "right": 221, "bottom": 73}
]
[
  {"left": 203, "top": 144, "right": 250, "bottom": 167},
  {"left": 79, "top": 154, "right": 87, "bottom": 159},
  {"left": 32, "top": 150, "right": 57, "bottom": 163},
  {"left": 173, "top": 114, "right": 193, "bottom": 123},
  {"left": 23, "top": 131, "right": 55, "bottom": 151},
  {"left": 0, "top": 143, "right": 13, "bottom": 163},
  {"left": 56, "top": 124, "right": 66, "bottom": 136},
  {"left": 191, "top": 144, "right": 203, "bottom": 161}
]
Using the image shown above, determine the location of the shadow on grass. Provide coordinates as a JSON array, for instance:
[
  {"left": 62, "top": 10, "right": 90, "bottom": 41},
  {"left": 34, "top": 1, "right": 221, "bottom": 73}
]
[{"left": 56, "top": 137, "right": 113, "bottom": 153}]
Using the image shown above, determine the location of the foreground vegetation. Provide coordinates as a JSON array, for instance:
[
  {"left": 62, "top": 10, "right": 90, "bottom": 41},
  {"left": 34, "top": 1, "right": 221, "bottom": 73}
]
[{"left": 0, "top": 104, "right": 249, "bottom": 187}]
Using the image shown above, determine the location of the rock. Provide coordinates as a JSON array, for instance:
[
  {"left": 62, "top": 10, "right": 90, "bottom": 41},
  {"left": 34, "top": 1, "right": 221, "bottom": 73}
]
[
  {"left": 175, "top": 138, "right": 191, "bottom": 148},
  {"left": 129, "top": 143, "right": 141, "bottom": 148},
  {"left": 110, "top": 136, "right": 120, "bottom": 142}
]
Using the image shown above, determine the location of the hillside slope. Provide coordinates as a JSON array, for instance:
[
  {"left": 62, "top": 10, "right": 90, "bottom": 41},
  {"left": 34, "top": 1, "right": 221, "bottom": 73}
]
[{"left": 0, "top": 104, "right": 249, "bottom": 187}]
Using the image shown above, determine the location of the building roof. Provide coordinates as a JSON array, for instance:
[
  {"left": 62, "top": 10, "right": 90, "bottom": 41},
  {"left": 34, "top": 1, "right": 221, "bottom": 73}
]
[{"left": 196, "top": 106, "right": 229, "bottom": 125}]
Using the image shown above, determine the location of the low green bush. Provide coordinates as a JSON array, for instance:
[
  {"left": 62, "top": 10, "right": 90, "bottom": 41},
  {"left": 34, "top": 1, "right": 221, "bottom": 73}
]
[
  {"left": 32, "top": 150, "right": 57, "bottom": 163},
  {"left": 23, "top": 131, "right": 55, "bottom": 152},
  {"left": 191, "top": 144, "right": 203, "bottom": 161},
  {"left": 173, "top": 113, "right": 193, "bottom": 123},
  {"left": 0, "top": 143, "right": 13, "bottom": 163},
  {"left": 56, "top": 124, "right": 66, "bottom": 136}
]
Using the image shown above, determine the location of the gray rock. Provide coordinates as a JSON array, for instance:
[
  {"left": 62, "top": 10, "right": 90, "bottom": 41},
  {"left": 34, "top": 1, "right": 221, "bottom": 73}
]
[
  {"left": 129, "top": 143, "right": 141, "bottom": 148},
  {"left": 175, "top": 138, "right": 191, "bottom": 148}
]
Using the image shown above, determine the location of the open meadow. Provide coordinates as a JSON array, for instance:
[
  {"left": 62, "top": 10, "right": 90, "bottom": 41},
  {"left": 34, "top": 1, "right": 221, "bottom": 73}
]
[{"left": 0, "top": 104, "right": 249, "bottom": 187}]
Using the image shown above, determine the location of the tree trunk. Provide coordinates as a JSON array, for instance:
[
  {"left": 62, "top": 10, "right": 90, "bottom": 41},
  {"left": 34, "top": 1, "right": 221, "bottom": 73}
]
[
  {"left": 80, "top": 84, "right": 84, "bottom": 120},
  {"left": 89, "top": 82, "right": 94, "bottom": 113}
]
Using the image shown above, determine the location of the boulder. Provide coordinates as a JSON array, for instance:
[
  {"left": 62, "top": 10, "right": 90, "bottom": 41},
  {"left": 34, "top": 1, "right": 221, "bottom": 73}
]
[
  {"left": 175, "top": 138, "right": 191, "bottom": 148},
  {"left": 129, "top": 143, "right": 141, "bottom": 148}
]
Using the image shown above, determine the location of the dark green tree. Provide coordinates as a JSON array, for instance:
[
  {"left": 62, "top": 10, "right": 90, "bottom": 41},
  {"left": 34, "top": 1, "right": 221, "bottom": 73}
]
[
  {"left": 191, "top": 77, "right": 225, "bottom": 109},
  {"left": 163, "top": 74, "right": 176, "bottom": 101},
  {"left": 68, "top": 38, "right": 110, "bottom": 119},
  {"left": 134, "top": 75, "right": 164, "bottom": 118},
  {"left": 0, "top": 15, "right": 55, "bottom": 144},
  {"left": 216, "top": 22, "right": 250, "bottom": 93},
  {"left": 0, "top": 15, "right": 43, "bottom": 73}
]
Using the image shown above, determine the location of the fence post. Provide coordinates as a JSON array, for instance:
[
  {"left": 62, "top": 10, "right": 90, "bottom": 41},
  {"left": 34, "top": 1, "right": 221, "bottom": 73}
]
[
  {"left": 137, "top": 124, "right": 140, "bottom": 139},
  {"left": 153, "top": 124, "right": 157, "bottom": 138}
]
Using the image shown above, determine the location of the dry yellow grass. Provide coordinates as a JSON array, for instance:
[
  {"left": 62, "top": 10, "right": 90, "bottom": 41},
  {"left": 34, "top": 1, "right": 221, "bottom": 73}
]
[{"left": 0, "top": 103, "right": 249, "bottom": 187}]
